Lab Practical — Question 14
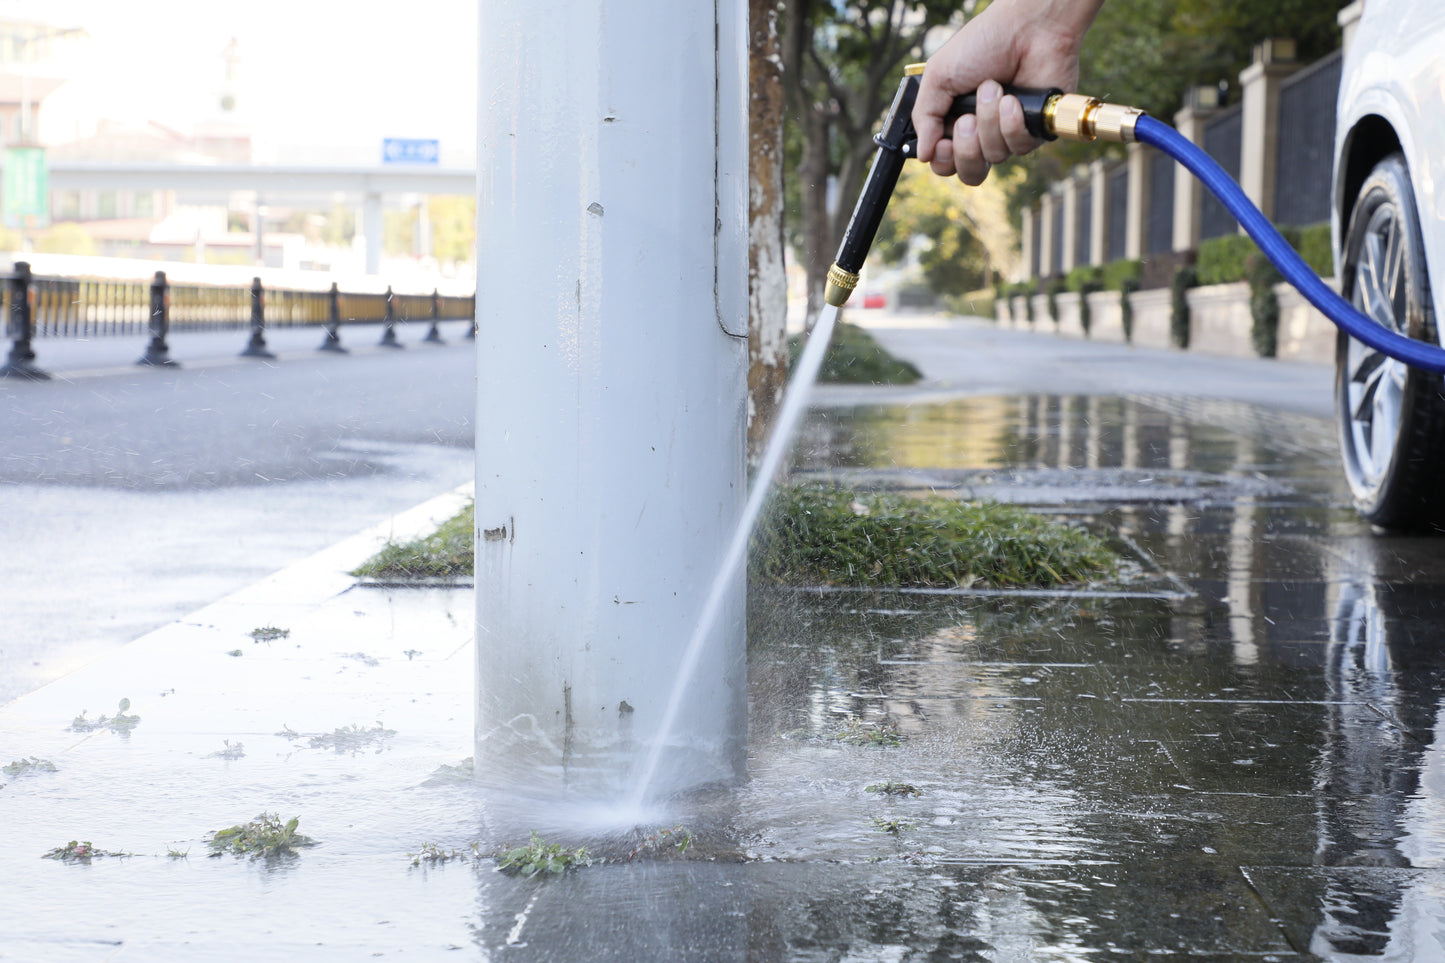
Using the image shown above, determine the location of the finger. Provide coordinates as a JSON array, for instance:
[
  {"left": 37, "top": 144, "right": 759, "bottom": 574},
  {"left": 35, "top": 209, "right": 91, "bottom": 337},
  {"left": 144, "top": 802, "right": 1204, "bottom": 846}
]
[
  {"left": 929, "top": 139, "right": 957, "bottom": 178},
  {"left": 912, "top": 61, "right": 964, "bottom": 163},
  {"left": 973, "top": 80, "right": 1010, "bottom": 165},
  {"left": 999, "top": 95, "right": 1041, "bottom": 156},
  {"left": 951, "top": 113, "right": 991, "bottom": 187}
]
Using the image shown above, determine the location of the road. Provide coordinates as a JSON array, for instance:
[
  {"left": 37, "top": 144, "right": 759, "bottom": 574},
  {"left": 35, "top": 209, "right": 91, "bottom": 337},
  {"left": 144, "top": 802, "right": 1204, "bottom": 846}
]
[{"left": 0, "top": 322, "right": 475, "bottom": 704}]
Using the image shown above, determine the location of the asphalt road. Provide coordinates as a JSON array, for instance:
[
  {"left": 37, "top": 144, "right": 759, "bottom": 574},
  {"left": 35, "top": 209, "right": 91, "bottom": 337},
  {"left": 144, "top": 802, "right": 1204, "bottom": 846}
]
[{"left": 0, "top": 323, "right": 475, "bottom": 704}]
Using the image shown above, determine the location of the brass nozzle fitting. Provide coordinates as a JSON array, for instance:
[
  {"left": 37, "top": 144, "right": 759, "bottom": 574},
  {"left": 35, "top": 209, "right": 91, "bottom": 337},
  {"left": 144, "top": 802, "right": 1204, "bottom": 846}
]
[
  {"left": 1044, "top": 93, "right": 1144, "bottom": 143},
  {"left": 824, "top": 264, "right": 860, "bottom": 307}
]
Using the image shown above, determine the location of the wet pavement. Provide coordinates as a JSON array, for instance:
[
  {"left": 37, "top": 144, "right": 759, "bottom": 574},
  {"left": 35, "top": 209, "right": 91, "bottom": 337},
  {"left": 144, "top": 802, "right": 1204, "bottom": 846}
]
[{"left": 5, "top": 318, "right": 1445, "bottom": 959}]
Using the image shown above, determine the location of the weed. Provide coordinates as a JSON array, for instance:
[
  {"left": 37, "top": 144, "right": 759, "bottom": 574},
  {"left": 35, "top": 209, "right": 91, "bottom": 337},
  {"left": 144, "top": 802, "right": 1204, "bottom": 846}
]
[
  {"left": 68, "top": 698, "right": 141, "bottom": 734},
  {"left": 249, "top": 626, "right": 290, "bottom": 643},
  {"left": 403, "top": 649, "right": 423, "bottom": 660},
  {"left": 866, "top": 781, "right": 922, "bottom": 797},
  {"left": 872, "top": 817, "right": 915, "bottom": 835},
  {"left": 421, "top": 758, "right": 474, "bottom": 786},
  {"left": 276, "top": 722, "right": 396, "bottom": 754},
  {"left": 409, "top": 842, "right": 477, "bottom": 866},
  {"left": 352, "top": 501, "right": 475, "bottom": 579},
  {"left": 226, "top": 649, "right": 244, "bottom": 657},
  {"left": 206, "top": 740, "right": 246, "bottom": 760},
  {"left": 43, "top": 840, "right": 130, "bottom": 861},
  {"left": 207, "top": 813, "right": 316, "bottom": 858},
  {"left": 4, "top": 757, "right": 58, "bottom": 779},
  {"left": 496, "top": 832, "right": 591, "bottom": 877},
  {"left": 342, "top": 652, "right": 380, "bottom": 667},
  {"left": 167, "top": 848, "right": 190, "bottom": 859},
  {"left": 832, "top": 717, "right": 902, "bottom": 748},
  {"left": 626, "top": 825, "right": 695, "bottom": 861},
  {"left": 751, "top": 485, "right": 1117, "bottom": 589}
]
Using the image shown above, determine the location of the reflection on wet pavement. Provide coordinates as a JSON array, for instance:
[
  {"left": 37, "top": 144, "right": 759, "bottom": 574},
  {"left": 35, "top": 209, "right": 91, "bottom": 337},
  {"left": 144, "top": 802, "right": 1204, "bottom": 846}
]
[{"left": 5, "top": 394, "right": 1445, "bottom": 959}]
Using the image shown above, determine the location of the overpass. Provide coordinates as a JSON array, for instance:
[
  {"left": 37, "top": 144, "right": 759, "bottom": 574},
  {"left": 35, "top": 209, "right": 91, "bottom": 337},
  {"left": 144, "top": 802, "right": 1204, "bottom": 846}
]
[{"left": 41, "top": 162, "right": 478, "bottom": 274}]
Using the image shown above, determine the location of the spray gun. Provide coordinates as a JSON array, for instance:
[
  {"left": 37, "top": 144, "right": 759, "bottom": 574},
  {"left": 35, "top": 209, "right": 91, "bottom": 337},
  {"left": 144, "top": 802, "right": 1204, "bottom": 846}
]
[{"left": 824, "top": 63, "right": 1143, "bottom": 308}]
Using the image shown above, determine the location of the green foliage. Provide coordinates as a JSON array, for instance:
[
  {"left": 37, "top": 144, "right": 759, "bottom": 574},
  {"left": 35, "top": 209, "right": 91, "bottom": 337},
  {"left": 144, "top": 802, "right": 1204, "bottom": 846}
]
[
  {"left": 1102, "top": 259, "right": 1143, "bottom": 292},
  {"left": 872, "top": 817, "right": 915, "bottom": 835},
  {"left": 36, "top": 223, "right": 97, "bottom": 256},
  {"left": 409, "top": 841, "right": 480, "bottom": 866},
  {"left": 1170, "top": 265, "right": 1198, "bottom": 349},
  {"left": 750, "top": 485, "right": 1117, "bottom": 588},
  {"left": 353, "top": 502, "right": 475, "bottom": 579},
  {"left": 1196, "top": 234, "right": 1256, "bottom": 285},
  {"left": 1044, "top": 277, "right": 1066, "bottom": 324},
  {"left": 1247, "top": 250, "right": 1283, "bottom": 358},
  {"left": 874, "top": 166, "right": 990, "bottom": 297},
  {"left": 832, "top": 717, "right": 902, "bottom": 747},
  {"left": 249, "top": 625, "right": 290, "bottom": 643},
  {"left": 1067, "top": 265, "right": 1104, "bottom": 334},
  {"left": 866, "top": 781, "right": 922, "bottom": 797},
  {"left": 207, "top": 813, "right": 316, "bottom": 858},
  {"left": 43, "top": 840, "right": 129, "bottom": 861},
  {"left": 69, "top": 698, "right": 140, "bottom": 734},
  {"left": 428, "top": 195, "right": 476, "bottom": 265},
  {"left": 497, "top": 832, "right": 592, "bottom": 877},
  {"left": 944, "top": 288, "right": 994, "bottom": 320},
  {"left": 1293, "top": 222, "right": 1333, "bottom": 277},
  {"left": 787, "top": 321, "right": 922, "bottom": 385},
  {"left": 3, "top": 756, "right": 57, "bottom": 779},
  {"left": 1120, "top": 275, "right": 1140, "bottom": 342},
  {"left": 277, "top": 722, "right": 396, "bottom": 754}
]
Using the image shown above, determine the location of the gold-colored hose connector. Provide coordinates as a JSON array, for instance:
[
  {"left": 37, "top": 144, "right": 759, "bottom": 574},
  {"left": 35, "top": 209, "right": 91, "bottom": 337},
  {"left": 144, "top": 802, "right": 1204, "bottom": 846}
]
[
  {"left": 824, "top": 263, "right": 860, "bottom": 307},
  {"left": 1043, "top": 93, "right": 1144, "bottom": 143}
]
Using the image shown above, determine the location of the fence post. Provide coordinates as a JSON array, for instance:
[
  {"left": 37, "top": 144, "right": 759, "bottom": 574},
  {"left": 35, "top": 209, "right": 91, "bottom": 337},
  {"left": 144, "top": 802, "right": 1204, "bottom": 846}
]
[
  {"left": 137, "top": 270, "right": 178, "bottom": 367},
  {"left": 1239, "top": 38, "right": 1299, "bottom": 224},
  {"left": 378, "top": 285, "right": 404, "bottom": 348},
  {"left": 240, "top": 276, "right": 276, "bottom": 359},
  {"left": 1089, "top": 160, "right": 1109, "bottom": 266},
  {"left": 1172, "top": 87, "right": 1220, "bottom": 254},
  {"left": 318, "top": 281, "right": 347, "bottom": 352},
  {"left": 1125, "top": 142, "right": 1150, "bottom": 260},
  {"left": 422, "top": 287, "right": 445, "bottom": 343},
  {"left": 1, "top": 261, "right": 49, "bottom": 380},
  {"left": 1060, "top": 175, "right": 1079, "bottom": 275},
  {"left": 1038, "top": 191, "right": 1056, "bottom": 278}
]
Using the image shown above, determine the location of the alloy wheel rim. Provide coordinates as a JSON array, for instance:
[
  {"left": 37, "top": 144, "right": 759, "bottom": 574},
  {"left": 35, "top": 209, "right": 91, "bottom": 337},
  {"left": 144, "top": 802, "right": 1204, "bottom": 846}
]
[{"left": 1345, "top": 202, "right": 1410, "bottom": 495}]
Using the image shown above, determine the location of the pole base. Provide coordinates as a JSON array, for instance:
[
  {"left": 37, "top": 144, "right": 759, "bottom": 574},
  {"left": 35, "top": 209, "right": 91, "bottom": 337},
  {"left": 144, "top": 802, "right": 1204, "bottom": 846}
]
[
  {"left": 422, "top": 324, "right": 445, "bottom": 344},
  {"left": 240, "top": 340, "right": 277, "bottom": 360},
  {"left": 378, "top": 328, "right": 405, "bottom": 349},
  {"left": 137, "top": 340, "right": 178, "bottom": 368},
  {"left": 0, "top": 359, "right": 50, "bottom": 380}
]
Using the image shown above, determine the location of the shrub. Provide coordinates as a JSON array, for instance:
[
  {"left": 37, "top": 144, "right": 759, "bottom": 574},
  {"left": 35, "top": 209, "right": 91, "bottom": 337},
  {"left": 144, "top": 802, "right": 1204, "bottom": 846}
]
[
  {"left": 1045, "top": 277, "right": 1066, "bottom": 324},
  {"left": 1292, "top": 222, "right": 1333, "bottom": 277},
  {"left": 1247, "top": 251, "right": 1282, "bottom": 358},
  {"left": 1195, "top": 234, "right": 1256, "bottom": 286},
  {"left": 1120, "top": 275, "right": 1140, "bottom": 342},
  {"left": 1170, "top": 264, "right": 1198, "bottom": 349},
  {"left": 1066, "top": 265, "right": 1103, "bottom": 334},
  {"left": 1101, "top": 259, "right": 1142, "bottom": 292}
]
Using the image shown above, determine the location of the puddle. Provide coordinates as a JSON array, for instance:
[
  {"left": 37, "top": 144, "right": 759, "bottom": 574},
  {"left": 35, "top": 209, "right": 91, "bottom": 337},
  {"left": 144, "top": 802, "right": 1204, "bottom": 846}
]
[{"left": 5, "top": 394, "right": 1445, "bottom": 958}]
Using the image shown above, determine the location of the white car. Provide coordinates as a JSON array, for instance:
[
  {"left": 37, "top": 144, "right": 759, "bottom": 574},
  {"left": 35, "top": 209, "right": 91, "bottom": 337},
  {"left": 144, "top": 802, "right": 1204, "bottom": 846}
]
[{"left": 1333, "top": 0, "right": 1445, "bottom": 529}]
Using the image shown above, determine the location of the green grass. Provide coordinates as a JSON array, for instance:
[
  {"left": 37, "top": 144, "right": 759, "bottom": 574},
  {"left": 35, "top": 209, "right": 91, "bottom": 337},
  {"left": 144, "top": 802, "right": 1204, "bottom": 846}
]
[
  {"left": 787, "top": 321, "right": 922, "bottom": 385},
  {"left": 206, "top": 813, "right": 316, "bottom": 858},
  {"left": 496, "top": 832, "right": 592, "bottom": 877},
  {"left": 352, "top": 502, "right": 474, "bottom": 579},
  {"left": 750, "top": 485, "right": 1117, "bottom": 588}
]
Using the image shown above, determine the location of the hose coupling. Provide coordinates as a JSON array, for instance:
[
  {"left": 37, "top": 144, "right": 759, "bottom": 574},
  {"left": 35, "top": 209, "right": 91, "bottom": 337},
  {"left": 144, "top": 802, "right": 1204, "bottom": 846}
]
[
  {"left": 1045, "top": 93, "right": 1144, "bottom": 143},
  {"left": 824, "top": 264, "right": 861, "bottom": 307}
]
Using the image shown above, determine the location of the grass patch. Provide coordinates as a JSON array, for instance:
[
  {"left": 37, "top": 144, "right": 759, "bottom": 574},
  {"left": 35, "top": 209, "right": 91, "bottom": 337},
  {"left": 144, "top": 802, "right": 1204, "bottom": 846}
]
[
  {"left": 352, "top": 502, "right": 474, "bottom": 579},
  {"left": 866, "top": 781, "right": 922, "bottom": 797},
  {"left": 249, "top": 626, "right": 290, "bottom": 643},
  {"left": 207, "top": 812, "right": 316, "bottom": 858},
  {"left": 4, "top": 757, "right": 58, "bottom": 779},
  {"left": 43, "top": 840, "right": 130, "bottom": 861},
  {"left": 276, "top": 722, "right": 396, "bottom": 754},
  {"left": 787, "top": 321, "right": 921, "bottom": 385},
  {"left": 751, "top": 485, "right": 1116, "bottom": 588}
]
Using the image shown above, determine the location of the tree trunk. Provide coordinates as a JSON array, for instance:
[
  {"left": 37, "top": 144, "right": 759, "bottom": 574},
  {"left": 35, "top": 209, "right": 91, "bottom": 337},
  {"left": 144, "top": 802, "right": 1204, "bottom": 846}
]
[{"left": 747, "top": 0, "right": 789, "bottom": 466}]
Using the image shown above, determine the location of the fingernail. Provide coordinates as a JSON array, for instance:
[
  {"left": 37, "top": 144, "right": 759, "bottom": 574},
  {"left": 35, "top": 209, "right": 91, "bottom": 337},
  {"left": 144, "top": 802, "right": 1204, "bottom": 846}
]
[
  {"left": 956, "top": 114, "right": 977, "bottom": 138},
  {"left": 1001, "top": 96, "right": 1021, "bottom": 121},
  {"left": 978, "top": 80, "right": 1001, "bottom": 104}
]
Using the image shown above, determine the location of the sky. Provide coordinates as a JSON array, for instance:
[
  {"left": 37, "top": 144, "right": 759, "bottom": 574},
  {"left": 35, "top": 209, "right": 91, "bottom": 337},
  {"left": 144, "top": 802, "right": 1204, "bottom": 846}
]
[{"left": 18, "top": 0, "right": 478, "bottom": 166}]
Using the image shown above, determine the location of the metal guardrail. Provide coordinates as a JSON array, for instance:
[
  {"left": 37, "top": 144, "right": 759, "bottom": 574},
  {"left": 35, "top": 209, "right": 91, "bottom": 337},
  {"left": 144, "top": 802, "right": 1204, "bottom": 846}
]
[{"left": 1, "top": 261, "right": 477, "bottom": 380}]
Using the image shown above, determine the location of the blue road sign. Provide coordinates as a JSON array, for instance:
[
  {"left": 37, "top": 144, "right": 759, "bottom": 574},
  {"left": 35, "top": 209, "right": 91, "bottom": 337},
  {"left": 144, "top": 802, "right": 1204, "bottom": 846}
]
[{"left": 382, "top": 138, "right": 441, "bottom": 165}]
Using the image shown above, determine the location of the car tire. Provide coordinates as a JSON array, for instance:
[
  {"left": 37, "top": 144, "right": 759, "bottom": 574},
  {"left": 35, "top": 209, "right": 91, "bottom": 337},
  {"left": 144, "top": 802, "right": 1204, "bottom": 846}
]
[{"left": 1334, "top": 152, "right": 1445, "bottom": 530}]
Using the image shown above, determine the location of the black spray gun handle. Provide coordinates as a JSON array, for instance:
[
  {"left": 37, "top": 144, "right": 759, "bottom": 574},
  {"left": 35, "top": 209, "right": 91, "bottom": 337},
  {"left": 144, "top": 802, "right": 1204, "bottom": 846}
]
[{"left": 825, "top": 71, "right": 1062, "bottom": 307}]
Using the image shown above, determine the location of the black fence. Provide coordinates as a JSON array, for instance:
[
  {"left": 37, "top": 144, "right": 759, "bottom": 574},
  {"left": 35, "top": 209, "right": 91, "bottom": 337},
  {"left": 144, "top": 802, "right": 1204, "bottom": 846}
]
[
  {"left": 1146, "top": 150, "right": 1175, "bottom": 256},
  {"left": 1107, "top": 162, "right": 1128, "bottom": 263},
  {"left": 1275, "top": 49, "right": 1342, "bottom": 228},
  {"left": 1076, "top": 183, "right": 1092, "bottom": 269},
  {"left": 1200, "top": 104, "right": 1243, "bottom": 241},
  {"left": 1, "top": 261, "right": 477, "bottom": 380}
]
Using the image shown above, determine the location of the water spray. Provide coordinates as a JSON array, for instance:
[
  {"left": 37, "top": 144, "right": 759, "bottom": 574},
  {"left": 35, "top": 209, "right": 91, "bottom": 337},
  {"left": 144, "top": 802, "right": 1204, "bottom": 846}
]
[{"left": 827, "top": 64, "right": 1445, "bottom": 374}]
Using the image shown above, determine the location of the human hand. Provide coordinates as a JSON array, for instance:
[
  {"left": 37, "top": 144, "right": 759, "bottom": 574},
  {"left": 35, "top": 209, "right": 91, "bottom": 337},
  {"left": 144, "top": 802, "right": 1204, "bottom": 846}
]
[{"left": 912, "top": 0, "right": 1101, "bottom": 186}]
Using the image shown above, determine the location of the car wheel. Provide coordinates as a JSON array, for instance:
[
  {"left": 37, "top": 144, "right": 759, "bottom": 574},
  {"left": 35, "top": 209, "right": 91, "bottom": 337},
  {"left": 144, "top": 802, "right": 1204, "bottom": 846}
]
[{"left": 1335, "top": 152, "right": 1445, "bottom": 530}]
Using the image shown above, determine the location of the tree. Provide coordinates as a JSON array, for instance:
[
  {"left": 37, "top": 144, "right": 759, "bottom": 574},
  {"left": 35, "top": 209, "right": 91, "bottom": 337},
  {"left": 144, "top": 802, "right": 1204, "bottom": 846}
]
[
  {"left": 782, "top": 0, "right": 964, "bottom": 323},
  {"left": 749, "top": 0, "right": 789, "bottom": 467}
]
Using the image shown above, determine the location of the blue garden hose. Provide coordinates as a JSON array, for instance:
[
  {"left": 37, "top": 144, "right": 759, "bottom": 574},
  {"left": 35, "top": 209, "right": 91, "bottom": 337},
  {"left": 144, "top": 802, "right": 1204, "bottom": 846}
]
[{"left": 1133, "top": 114, "right": 1445, "bottom": 374}]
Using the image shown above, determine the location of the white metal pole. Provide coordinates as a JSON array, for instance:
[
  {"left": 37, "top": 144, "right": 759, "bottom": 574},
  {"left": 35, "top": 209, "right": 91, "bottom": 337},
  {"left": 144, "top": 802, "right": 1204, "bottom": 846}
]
[{"left": 474, "top": 0, "right": 750, "bottom": 799}]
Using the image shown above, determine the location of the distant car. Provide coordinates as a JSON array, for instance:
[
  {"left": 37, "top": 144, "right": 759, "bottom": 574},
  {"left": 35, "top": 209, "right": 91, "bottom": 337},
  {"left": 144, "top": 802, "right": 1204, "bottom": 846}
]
[
  {"left": 1333, "top": 0, "right": 1445, "bottom": 529},
  {"left": 862, "top": 292, "right": 887, "bottom": 309}
]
